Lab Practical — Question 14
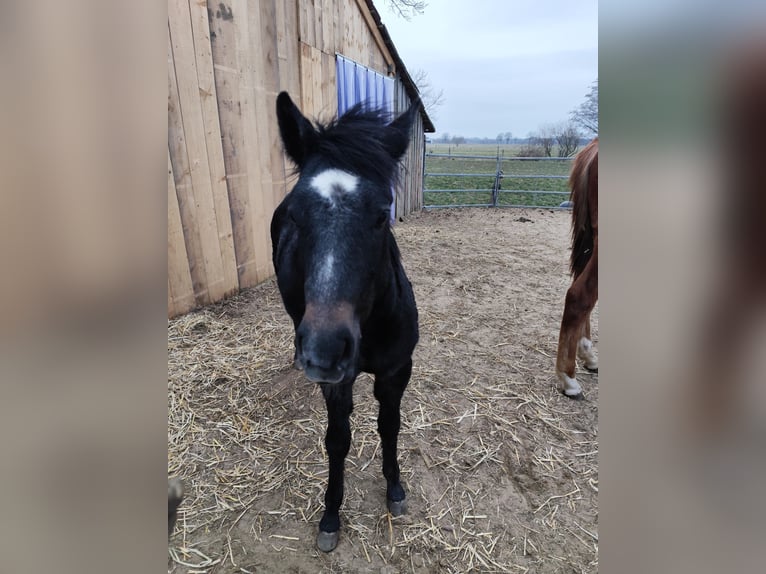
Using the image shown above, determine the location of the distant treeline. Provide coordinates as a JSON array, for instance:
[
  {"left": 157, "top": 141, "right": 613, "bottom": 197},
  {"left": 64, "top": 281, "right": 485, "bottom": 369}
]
[{"left": 426, "top": 136, "right": 592, "bottom": 146}]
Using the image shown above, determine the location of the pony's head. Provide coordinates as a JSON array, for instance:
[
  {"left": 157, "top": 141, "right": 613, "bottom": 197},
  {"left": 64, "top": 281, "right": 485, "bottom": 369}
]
[{"left": 272, "top": 92, "right": 418, "bottom": 384}]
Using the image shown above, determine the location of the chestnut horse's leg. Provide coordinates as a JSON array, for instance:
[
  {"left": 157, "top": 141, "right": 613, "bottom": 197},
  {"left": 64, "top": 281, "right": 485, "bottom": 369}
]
[
  {"left": 317, "top": 383, "right": 354, "bottom": 552},
  {"left": 374, "top": 359, "right": 412, "bottom": 516},
  {"left": 556, "top": 242, "right": 598, "bottom": 398},
  {"left": 578, "top": 309, "right": 599, "bottom": 372}
]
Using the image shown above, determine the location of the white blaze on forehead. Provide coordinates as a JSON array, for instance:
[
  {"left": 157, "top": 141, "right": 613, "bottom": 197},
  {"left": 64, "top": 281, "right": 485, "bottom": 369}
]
[{"left": 310, "top": 169, "right": 359, "bottom": 204}]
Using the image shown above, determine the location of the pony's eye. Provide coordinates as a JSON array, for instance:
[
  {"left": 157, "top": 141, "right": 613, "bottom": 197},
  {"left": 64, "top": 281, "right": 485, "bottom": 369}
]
[{"left": 374, "top": 212, "right": 389, "bottom": 229}]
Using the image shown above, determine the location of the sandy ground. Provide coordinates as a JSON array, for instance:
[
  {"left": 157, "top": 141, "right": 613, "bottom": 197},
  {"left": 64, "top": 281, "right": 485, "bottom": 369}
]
[{"left": 168, "top": 207, "right": 598, "bottom": 573}]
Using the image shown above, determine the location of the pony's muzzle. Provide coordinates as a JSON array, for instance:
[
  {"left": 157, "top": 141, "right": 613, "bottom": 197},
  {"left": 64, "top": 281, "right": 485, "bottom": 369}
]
[{"left": 295, "top": 303, "right": 359, "bottom": 384}]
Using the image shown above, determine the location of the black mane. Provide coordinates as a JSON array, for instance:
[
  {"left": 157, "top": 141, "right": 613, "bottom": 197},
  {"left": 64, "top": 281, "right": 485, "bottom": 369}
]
[{"left": 309, "top": 104, "right": 402, "bottom": 185}]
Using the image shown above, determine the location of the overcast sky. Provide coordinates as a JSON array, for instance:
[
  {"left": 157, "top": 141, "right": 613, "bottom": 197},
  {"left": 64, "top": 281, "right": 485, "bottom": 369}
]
[{"left": 380, "top": 0, "right": 598, "bottom": 138}]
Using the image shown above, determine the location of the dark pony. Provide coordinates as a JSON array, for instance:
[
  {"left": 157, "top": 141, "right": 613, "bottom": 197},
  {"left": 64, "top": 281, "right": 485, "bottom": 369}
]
[
  {"left": 556, "top": 138, "right": 598, "bottom": 398},
  {"left": 271, "top": 92, "right": 419, "bottom": 552}
]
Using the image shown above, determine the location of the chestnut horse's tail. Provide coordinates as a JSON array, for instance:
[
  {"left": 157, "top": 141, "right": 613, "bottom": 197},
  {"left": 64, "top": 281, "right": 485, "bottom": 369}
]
[{"left": 569, "top": 138, "right": 598, "bottom": 277}]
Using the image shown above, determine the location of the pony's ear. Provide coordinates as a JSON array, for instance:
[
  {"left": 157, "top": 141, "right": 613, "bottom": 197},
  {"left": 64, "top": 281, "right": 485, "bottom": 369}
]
[
  {"left": 276, "top": 92, "right": 317, "bottom": 168},
  {"left": 380, "top": 101, "right": 419, "bottom": 161}
]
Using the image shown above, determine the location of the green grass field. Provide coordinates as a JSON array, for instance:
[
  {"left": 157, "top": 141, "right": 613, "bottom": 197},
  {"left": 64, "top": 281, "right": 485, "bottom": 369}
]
[{"left": 423, "top": 143, "right": 574, "bottom": 208}]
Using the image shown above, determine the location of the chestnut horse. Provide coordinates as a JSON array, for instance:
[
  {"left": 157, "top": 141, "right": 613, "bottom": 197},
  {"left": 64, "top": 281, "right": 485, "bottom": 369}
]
[{"left": 556, "top": 138, "right": 598, "bottom": 399}]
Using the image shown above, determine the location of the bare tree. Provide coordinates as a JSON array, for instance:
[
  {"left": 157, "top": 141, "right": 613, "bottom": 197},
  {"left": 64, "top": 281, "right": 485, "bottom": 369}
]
[
  {"left": 496, "top": 133, "right": 504, "bottom": 144},
  {"left": 440, "top": 132, "right": 450, "bottom": 144},
  {"left": 530, "top": 125, "right": 556, "bottom": 157},
  {"left": 386, "top": 0, "right": 427, "bottom": 20},
  {"left": 553, "top": 121, "right": 581, "bottom": 157},
  {"left": 570, "top": 80, "right": 598, "bottom": 136},
  {"left": 504, "top": 131, "right": 513, "bottom": 144},
  {"left": 451, "top": 135, "right": 465, "bottom": 147},
  {"left": 411, "top": 68, "right": 445, "bottom": 120}
]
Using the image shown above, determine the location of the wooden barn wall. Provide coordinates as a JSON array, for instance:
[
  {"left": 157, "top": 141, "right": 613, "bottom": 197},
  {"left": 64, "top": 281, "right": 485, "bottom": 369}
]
[
  {"left": 168, "top": 0, "right": 425, "bottom": 318},
  {"left": 393, "top": 82, "right": 425, "bottom": 219}
]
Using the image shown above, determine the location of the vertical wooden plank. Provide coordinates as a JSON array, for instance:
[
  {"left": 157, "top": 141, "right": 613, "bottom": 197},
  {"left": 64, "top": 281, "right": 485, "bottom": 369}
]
[
  {"left": 321, "top": 51, "right": 336, "bottom": 117},
  {"left": 206, "top": 0, "right": 259, "bottom": 287},
  {"left": 257, "top": 0, "right": 291, "bottom": 237},
  {"left": 168, "top": 150, "right": 196, "bottom": 317},
  {"left": 300, "top": 42, "right": 314, "bottom": 113},
  {"left": 255, "top": 0, "right": 280, "bottom": 97},
  {"left": 420, "top": 112, "right": 425, "bottom": 210},
  {"left": 314, "top": 0, "right": 324, "bottom": 51},
  {"left": 311, "top": 46, "right": 323, "bottom": 116},
  {"left": 321, "top": 0, "right": 333, "bottom": 54},
  {"left": 411, "top": 109, "right": 417, "bottom": 213},
  {"left": 275, "top": 0, "right": 288, "bottom": 63},
  {"left": 324, "top": 50, "right": 333, "bottom": 116},
  {"left": 357, "top": 2, "right": 367, "bottom": 66},
  {"left": 279, "top": 0, "right": 302, "bottom": 204},
  {"left": 168, "top": 26, "right": 210, "bottom": 305},
  {"left": 169, "top": 0, "right": 229, "bottom": 303},
  {"left": 277, "top": 0, "right": 301, "bottom": 100},
  {"left": 355, "top": 0, "right": 364, "bottom": 65},
  {"left": 417, "top": 117, "right": 424, "bottom": 210},
  {"left": 236, "top": 0, "right": 274, "bottom": 284},
  {"left": 351, "top": 0, "right": 361, "bottom": 63},
  {"left": 298, "top": 0, "right": 309, "bottom": 42},
  {"left": 368, "top": 17, "right": 376, "bottom": 71},
  {"left": 332, "top": 0, "right": 341, "bottom": 54},
  {"left": 245, "top": 0, "right": 282, "bottom": 281},
  {"left": 304, "top": 0, "right": 316, "bottom": 46},
  {"left": 336, "top": 0, "right": 351, "bottom": 58},
  {"left": 189, "top": 0, "right": 239, "bottom": 297},
  {"left": 341, "top": 0, "right": 351, "bottom": 60},
  {"left": 299, "top": 43, "right": 328, "bottom": 120},
  {"left": 414, "top": 132, "right": 420, "bottom": 209}
]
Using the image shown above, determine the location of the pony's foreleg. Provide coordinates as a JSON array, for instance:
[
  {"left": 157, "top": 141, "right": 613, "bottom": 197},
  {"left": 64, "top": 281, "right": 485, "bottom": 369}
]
[
  {"left": 168, "top": 478, "right": 183, "bottom": 538},
  {"left": 317, "top": 383, "right": 354, "bottom": 552},
  {"left": 556, "top": 249, "right": 598, "bottom": 399},
  {"left": 577, "top": 310, "right": 599, "bottom": 372},
  {"left": 374, "top": 359, "right": 412, "bottom": 516}
]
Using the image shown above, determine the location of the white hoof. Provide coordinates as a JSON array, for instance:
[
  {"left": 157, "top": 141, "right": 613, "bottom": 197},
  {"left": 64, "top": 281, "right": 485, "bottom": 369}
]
[
  {"left": 558, "top": 372, "right": 582, "bottom": 397},
  {"left": 577, "top": 338, "right": 598, "bottom": 371}
]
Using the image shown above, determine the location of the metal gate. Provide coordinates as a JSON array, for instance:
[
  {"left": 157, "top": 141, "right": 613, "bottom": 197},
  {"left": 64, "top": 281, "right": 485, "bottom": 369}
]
[{"left": 423, "top": 151, "right": 574, "bottom": 209}]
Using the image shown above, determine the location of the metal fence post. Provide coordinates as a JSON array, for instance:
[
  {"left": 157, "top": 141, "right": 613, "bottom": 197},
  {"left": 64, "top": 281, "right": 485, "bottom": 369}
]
[{"left": 491, "top": 153, "right": 502, "bottom": 207}]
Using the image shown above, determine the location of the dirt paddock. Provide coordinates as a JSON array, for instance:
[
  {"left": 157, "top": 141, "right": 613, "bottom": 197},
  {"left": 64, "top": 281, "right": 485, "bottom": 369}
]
[{"left": 168, "top": 208, "right": 599, "bottom": 573}]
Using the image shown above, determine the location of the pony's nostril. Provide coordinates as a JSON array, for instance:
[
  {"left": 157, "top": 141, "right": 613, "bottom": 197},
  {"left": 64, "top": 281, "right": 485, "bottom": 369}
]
[{"left": 340, "top": 332, "right": 354, "bottom": 364}]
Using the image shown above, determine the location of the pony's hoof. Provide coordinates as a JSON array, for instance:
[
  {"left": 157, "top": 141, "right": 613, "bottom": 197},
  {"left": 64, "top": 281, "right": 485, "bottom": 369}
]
[
  {"left": 563, "top": 390, "right": 585, "bottom": 400},
  {"left": 387, "top": 498, "right": 407, "bottom": 516},
  {"left": 585, "top": 365, "right": 598, "bottom": 373},
  {"left": 316, "top": 530, "right": 340, "bottom": 552}
]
